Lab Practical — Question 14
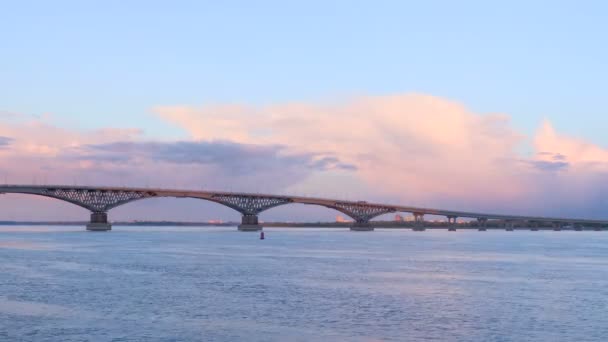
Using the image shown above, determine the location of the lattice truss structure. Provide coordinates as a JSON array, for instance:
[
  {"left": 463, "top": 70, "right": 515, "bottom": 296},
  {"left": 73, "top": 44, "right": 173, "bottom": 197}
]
[
  {"left": 41, "top": 188, "right": 157, "bottom": 212},
  {"left": 331, "top": 202, "right": 396, "bottom": 223},
  {"left": 211, "top": 194, "right": 292, "bottom": 215}
]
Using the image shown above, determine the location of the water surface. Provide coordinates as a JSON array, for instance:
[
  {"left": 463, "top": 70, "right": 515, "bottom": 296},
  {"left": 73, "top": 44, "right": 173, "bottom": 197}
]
[{"left": 1, "top": 226, "right": 607, "bottom": 341}]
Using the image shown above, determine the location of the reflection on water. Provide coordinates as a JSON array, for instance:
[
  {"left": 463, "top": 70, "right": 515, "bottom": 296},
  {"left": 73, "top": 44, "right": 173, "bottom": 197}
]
[
  {"left": 0, "top": 240, "right": 59, "bottom": 251},
  {"left": 0, "top": 297, "right": 92, "bottom": 318},
  {"left": 1, "top": 226, "right": 608, "bottom": 341}
]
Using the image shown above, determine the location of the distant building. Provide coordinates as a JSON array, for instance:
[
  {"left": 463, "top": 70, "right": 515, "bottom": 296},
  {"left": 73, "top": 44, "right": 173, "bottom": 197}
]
[
  {"left": 394, "top": 214, "right": 404, "bottom": 222},
  {"left": 404, "top": 215, "right": 415, "bottom": 222},
  {"left": 207, "top": 219, "right": 223, "bottom": 224}
]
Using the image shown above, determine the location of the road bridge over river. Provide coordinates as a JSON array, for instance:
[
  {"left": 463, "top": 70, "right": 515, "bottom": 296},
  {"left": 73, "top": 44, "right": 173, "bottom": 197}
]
[{"left": 0, "top": 185, "right": 606, "bottom": 232}]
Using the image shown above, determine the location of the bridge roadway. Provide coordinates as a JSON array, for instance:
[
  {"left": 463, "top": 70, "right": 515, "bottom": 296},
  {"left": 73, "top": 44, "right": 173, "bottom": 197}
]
[{"left": 0, "top": 185, "right": 606, "bottom": 231}]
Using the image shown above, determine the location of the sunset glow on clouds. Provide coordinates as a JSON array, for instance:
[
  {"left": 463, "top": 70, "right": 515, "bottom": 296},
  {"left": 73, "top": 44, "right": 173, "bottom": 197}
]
[
  {"left": 155, "top": 94, "right": 608, "bottom": 216},
  {"left": 1, "top": 93, "right": 608, "bottom": 220}
]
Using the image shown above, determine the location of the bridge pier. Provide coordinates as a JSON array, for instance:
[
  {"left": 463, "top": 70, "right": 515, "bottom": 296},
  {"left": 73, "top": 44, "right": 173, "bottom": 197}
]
[
  {"left": 477, "top": 217, "right": 488, "bottom": 231},
  {"left": 447, "top": 216, "right": 457, "bottom": 231},
  {"left": 350, "top": 221, "right": 374, "bottom": 231},
  {"left": 530, "top": 221, "right": 539, "bottom": 231},
  {"left": 86, "top": 212, "right": 112, "bottom": 231},
  {"left": 505, "top": 220, "right": 514, "bottom": 231},
  {"left": 238, "top": 214, "right": 263, "bottom": 231},
  {"left": 413, "top": 213, "right": 425, "bottom": 231}
]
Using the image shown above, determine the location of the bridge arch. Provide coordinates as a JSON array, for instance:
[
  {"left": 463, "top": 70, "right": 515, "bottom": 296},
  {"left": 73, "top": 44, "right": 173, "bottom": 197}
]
[
  {"left": 0, "top": 187, "right": 399, "bottom": 231},
  {"left": 135, "top": 195, "right": 396, "bottom": 230},
  {"left": 0, "top": 187, "right": 157, "bottom": 213},
  {"left": 109, "top": 194, "right": 295, "bottom": 231},
  {"left": 256, "top": 202, "right": 352, "bottom": 224},
  {"left": 0, "top": 192, "right": 94, "bottom": 220},
  {"left": 0, "top": 187, "right": 300, "bottom": 231},
  {"left": 0, "top": 188, "right": 162, "bottom": 230},
  {"left": 106, "top": 195, "right": 241, "bottom": 222},
  {"left": 253, "top": 198, "right": 396, "bottom": 231}
]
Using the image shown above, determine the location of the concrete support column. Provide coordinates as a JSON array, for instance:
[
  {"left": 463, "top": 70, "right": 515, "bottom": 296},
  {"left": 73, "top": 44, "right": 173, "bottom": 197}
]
[
  {"left": 413, "top": 213, "right": 425, "bottom": 231},
  {"left": 447, "top": 216, "right": 457, "bottom": 231},
  {"left": 238, "top": 214, "right": 263, "bottom": 231},
  {"left": 86, "top": 211, "right": 112, "bottom": 231},
  {"left": 477, "top": 217, "right": 487, "bottom": 231},
  {"left": 530, "top": 221, "right": 539, "bottom": 231},
  {"left": 350, "top": 221, "right": 373, "bottom": 231},
  {"left": 553, "top": 222, "right": 562, "bottom": 231}
]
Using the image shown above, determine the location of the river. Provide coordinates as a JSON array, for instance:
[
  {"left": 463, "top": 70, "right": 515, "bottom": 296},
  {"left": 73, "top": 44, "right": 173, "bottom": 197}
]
[{"left": 1, "top": 226, "right": 607, "bottom": 341}]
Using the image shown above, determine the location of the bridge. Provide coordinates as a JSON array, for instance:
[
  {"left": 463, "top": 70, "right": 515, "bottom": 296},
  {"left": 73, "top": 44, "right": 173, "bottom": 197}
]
[{"left": 0, "top": 185, "right": 606, "bottom": 232}]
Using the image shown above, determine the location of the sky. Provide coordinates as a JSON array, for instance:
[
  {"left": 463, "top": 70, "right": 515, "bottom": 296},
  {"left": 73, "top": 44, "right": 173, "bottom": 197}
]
[{"left": 1, "top": 0, "right": 608, "bottom": 222}]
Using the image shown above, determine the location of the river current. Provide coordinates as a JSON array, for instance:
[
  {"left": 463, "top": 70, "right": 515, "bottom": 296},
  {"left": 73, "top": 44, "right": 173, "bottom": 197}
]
[{"left": 1, "top": 226, "right": 607, "bottom": 341}]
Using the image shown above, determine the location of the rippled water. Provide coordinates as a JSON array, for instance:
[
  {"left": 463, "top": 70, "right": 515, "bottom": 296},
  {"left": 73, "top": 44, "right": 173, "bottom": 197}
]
[{"left": 1, "top": 226, "right": 608, "bottom": 341}]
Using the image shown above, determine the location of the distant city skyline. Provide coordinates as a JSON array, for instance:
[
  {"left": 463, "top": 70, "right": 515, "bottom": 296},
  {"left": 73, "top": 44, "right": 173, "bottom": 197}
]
[{"left": 1, "top": 1, "right": 608, "bottom": 221}]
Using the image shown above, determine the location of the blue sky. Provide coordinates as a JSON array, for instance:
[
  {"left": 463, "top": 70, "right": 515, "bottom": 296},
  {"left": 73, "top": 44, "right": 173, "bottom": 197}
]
[
  {"left": 1, "top": 1, "right": 608, "bottom": 221},
  {"left": 2, "top": 0, "right": 607, "bottom": 142}
]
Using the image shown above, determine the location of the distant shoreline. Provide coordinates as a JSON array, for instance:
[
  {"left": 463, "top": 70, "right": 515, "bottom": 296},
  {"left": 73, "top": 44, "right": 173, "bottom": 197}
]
[
  {"left": 1, "top": 221, "right": 604, "bottom": 230},
  {"left": 2, "top": 220, "right": 600, "bottom": 230},
  {"left": 0, "top": 220, "right": 417, "bottom": 228},
  {"left": 0, "top": 220, "right": 527, "bottom": 228}
]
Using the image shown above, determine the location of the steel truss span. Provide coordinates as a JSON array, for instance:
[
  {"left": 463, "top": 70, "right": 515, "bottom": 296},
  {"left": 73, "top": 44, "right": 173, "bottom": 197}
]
[{"left": 0, "top": 185, "right": 606, "bottom": 232}]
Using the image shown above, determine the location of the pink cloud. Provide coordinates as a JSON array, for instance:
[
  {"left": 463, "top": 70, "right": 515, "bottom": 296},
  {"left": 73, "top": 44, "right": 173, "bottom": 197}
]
[
  {"left": 156, "top": 95, "right": 528, "bottom": 207},
  {"left": 155, "top": 94, "right": 608, "bottom": 217},
  {"left": 535, "top": 120, "right": 608, "bottom": 169},
  {"left": 2, "top": 93, "right": 608, "bottom": 221}
]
